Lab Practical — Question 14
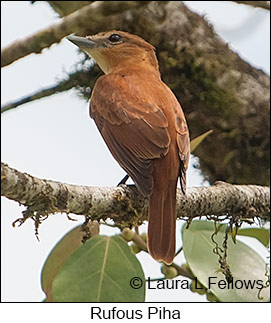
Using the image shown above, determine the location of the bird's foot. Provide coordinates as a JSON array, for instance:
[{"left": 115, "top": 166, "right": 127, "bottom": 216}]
[{"left": 117, "top": 174, "right": 129, "bottom": 186}]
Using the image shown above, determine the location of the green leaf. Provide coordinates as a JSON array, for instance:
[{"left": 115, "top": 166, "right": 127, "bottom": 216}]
[
  {"left": 231, "top": 227, "right": 237, "bottom": 244},
  {"left": 190, "top": 129, "right": 213, "bottom": 153},
  {"left": 52, "top": 235, "right": 145, "bottom": 302},
  {"left": 237, "top": 228, "right": 270, "bottom": 247},
  {"left": 41, "top": 225, "right": 86, "bottom": 301},
  {"left": 182, "top": 220, "right": 270, "bottom": 302}
]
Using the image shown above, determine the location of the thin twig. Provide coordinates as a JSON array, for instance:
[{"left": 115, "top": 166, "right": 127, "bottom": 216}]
[
  {"left": 1, "top": 84, "right": 63, "bottom": 113},
  {"left": 175, "top": 246, "right": 183, "bottom": 257},
  {"left": 1, "top": 67, "right": 100, "bottom": 113}
]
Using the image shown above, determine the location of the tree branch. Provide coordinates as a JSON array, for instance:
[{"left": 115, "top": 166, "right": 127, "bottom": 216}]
[
  {"left": 25, "top": 1, "right": 270, "bottom": 186},
  {"left": 2, "top": 1, "right": 270, "bottom": 186},
  {"left": 233, "top": 1, "right": 270, "bottom": 10},
  {"left": 47, "top": 1, "right": 93, "bottom": 17},
  {"left": 1, "top": 65, "right": 101, "bottom": 113},
  {"left": 1, "top": 163, "right": 269, "bottom": 228},
  {"left": 1, "top": 1, "right": 150, "bottom": 68},
  {"left": 1, "top": 83, "right": 66, "bottom": 113}
]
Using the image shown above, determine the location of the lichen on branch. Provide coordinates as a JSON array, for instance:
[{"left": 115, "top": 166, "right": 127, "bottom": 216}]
[
  {"left": 1, "top": 1, "right": 150, "bottom": 67},
  {"left": 1, "top": 163, "right": 270, "bottom": 231}
]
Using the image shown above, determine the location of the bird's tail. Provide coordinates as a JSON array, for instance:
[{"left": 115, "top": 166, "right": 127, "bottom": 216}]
[{"left": 147, "top": 179, "right": 177, "bottom": 265}]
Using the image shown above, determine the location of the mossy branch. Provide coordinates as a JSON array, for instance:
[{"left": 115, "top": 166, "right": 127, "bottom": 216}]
[
  {"left": 1, "top": 163, "right": 270, "bottom": 229},
  {"left": 1, "top": 1, "right": 150, "bottom": 68},
  {"left": 2, "top": 0, "right": 270, "bottom": 187},
  {"left": 47, "top": 1, "right": 93, "bottom": 17},
  {"left": 1, "top": 65, "right": 101, "bottom": 113},
  {"left": 1, "top": 83, "right": 68, "bottom": 114},
  {"left": 233, "top": 1, "right": 270, "bottom": 10}
]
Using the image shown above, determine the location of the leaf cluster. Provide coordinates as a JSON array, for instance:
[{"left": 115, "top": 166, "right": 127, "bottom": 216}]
[{"left": 41, "top": 220, "right": 270, "bottom": 302}]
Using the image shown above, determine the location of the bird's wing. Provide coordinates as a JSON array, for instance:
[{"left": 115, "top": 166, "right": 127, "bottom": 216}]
[
  {"left": 158, "top": 82, "right": 190, "bottom": 194},
  {"left": 90, "top": 74, "right": 171, "bottom": 196}
]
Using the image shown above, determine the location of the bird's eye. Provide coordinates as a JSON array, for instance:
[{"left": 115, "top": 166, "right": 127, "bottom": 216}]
[{"left": 109, "top": 34, "right": 121, "bottom": 43}]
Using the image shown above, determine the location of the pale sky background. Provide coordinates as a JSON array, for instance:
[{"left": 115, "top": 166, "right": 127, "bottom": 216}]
[{"left": 1, "top": 1, "right": 270, "bottom": 302}]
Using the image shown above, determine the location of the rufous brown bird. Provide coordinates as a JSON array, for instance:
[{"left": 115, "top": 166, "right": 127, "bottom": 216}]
[{"left": 67, "top": 31, "right": 190, "bottom": 264}]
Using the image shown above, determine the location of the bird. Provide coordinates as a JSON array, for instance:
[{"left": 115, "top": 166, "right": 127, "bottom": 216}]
[{"left": 67, "top": 31, "right": 190, "bottom": 264}]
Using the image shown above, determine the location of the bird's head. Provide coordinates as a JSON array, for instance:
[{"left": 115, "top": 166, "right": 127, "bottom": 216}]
[{"left": 67, "top": 30, "right": 159, "bottom": 74}]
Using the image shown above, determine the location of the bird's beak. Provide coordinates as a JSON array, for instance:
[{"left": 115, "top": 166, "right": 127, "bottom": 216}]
[
  {"left": 67, "top": 34, "right": 110, "bottom": 74},
  {"left": 66, "top": 35, "right": 97, "bottom": 49}
]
